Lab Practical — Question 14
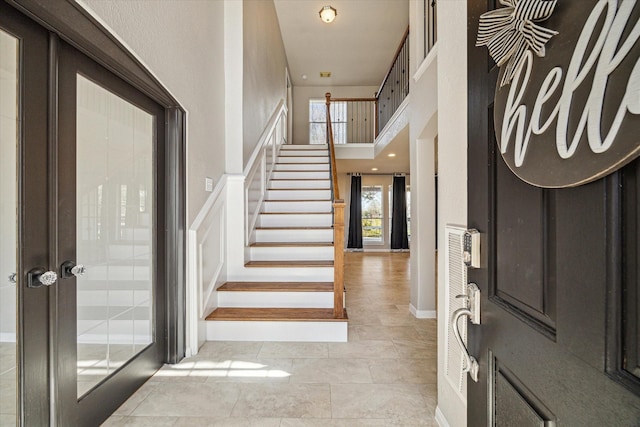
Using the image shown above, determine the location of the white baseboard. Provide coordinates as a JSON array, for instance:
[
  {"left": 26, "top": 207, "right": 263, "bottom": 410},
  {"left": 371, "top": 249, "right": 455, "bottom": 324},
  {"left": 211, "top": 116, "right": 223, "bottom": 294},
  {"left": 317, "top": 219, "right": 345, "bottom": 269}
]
[
  {"left": 435, "top": 406, "right": 451, "bottom": 427},
  {"left": 410, "top": 304, "right": 436, "bottom": 319}
]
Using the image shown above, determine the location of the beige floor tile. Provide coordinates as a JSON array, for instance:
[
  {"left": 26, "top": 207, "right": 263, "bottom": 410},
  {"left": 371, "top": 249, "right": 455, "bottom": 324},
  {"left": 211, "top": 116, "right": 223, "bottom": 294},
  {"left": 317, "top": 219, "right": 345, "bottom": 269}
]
[
  {"left": 328, "top": 340, "right": 399, "bottom": 359},
  {"left": 280, "top": 419, "right": 390, "bottom": 426},
  {"left": 102, "top": 415, "right": 178, "bottom": 426},
  {"left": 196, "top": 342, "right": 263, "bottom": 358},
  {"left": 368, "top": 358, "right": 437, "bottom": 384},
  {"left": 114, "top": 382, "right": 158, "bottom": 415},
  {"left": 130, "top": 382, "right": 240, "bottom": 417},
  {"left": 354, "top": 325, "right": 422, "bottom": 341},
  {"left": 173, "top": 417, "right": 280, "bottom": 426},
  {"left": 231, "top": 383, "right": 331, "bottom": 418},
  {"left": 258, "top": 342, "right": 328, "bottom": 359},
  {"left": 330, "top": 383, "right": 432, "bottom": 419},
  {"left": 204, "top": 358, "right": 293, "bottom": 383},
  {"left": 393, "top": 339, "right": 437, "bottom": 359},
  {"left": 289, "top": 358, "right": 372, "bottom": 384}
]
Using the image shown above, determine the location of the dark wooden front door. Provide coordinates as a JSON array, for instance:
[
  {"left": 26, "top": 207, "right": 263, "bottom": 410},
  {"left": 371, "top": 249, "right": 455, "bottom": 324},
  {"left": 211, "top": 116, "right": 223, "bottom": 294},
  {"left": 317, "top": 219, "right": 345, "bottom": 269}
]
[{"left": 467, "top": 1, "right": 640, "bottom": 425}]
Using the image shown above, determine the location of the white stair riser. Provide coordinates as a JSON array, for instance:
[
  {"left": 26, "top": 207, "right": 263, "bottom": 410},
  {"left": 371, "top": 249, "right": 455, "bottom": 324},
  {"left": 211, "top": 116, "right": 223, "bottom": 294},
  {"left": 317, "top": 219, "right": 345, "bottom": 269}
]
[
  {"left": 206, "top": 320, "right": 347, "bottom": 342},
  {"left": 262, "top": 200, "right": 332, "bottom": 213},
  {"left": 275, "top": 163, "right": 330, "bottom": 171},
  {"left": 249, "top": 246, "right": 334, "bottom": 261},
  {"left": 278, "top": 150, "right": 328, "bottom": 157},
  {"left": 218, "top": 291, "right": 333, "bottom": 308},
  {"left": 269, "top": 180, "right": 330, "bottom": 189},
  {"left": 272, "top": 171, "right": 330, "bottom": 179},
  {"left": 281, "top": 144, "right": 328, "bottom": 150},
  {"left": 266, "top": 189, "right": 331, "bottom": 200},
  {"left": 277, "top": 156, "right": 328, "bottom": 164},
  {"left": 255, "top": 228, "right": 333, "bottom": 243},
  {"left": 258, "top": 213, "right": 332, "bottom": 227},
  {"left": 229, "top": 266, "right": 334, "bottom": 282}
]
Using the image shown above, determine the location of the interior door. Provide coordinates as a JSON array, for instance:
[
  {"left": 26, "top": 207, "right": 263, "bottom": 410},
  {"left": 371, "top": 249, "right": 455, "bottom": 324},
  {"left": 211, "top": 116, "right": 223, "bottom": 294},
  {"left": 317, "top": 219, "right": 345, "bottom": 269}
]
[
  {"left": 55, "top": 40, "right": 166, "bottom": 426},
  {"left": 0, "top": 3, "right": 168, "bottom": 425},
  {"left": 0, "top": 5, "right": 49, "bottom": 426},
  {"left": 467, "top": 1, "right": 640, "bottom": 425}
]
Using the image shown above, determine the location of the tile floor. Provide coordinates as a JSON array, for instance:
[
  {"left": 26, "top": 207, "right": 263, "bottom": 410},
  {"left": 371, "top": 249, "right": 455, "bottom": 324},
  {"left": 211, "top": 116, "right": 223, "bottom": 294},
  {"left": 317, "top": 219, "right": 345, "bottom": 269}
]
[{"left": 103, "top": 252, "right": 438, "bottom": 426}]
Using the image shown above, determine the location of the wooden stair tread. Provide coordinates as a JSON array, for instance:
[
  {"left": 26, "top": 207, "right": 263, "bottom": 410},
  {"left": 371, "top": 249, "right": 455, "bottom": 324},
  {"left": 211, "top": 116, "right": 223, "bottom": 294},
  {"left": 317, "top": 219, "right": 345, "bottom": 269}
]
[
  {"left": 206, "top": 307, "right": 348, "bottom": 322},
  {"left": 245, "top": 260, "right": 334, "bottom": 268},
  {"left": 218, "top": 281, "right": 334, "bottom": 292},
  {"left": 250, "top": 242, "right": 333, "bottom": 247}
]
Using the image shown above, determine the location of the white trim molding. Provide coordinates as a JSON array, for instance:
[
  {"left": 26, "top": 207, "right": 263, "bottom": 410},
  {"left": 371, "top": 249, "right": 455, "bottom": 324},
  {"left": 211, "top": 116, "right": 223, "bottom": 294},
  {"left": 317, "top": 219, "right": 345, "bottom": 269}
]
[
  {"left": 410, "top": 303, "right": 437, "bottom": 319},
  {"left": 435, "top": 406, "right": 452, "bottom": 427}
]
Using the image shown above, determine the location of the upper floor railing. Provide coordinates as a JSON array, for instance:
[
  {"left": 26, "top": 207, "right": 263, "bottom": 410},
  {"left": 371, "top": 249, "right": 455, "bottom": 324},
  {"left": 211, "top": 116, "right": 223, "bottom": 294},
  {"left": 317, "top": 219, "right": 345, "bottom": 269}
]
[
  {"left": 376, "top": 26, "right": 409, "bottom": 132},
  {"left": 324, "top": 26, "right": 412, "bottom": 145}
]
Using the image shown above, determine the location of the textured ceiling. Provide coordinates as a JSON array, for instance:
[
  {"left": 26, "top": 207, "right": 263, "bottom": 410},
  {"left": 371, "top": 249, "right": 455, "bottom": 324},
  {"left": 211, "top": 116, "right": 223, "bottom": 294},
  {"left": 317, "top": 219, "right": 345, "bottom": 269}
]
[{"left": 274, "top": 0, "right": 409, "bottom": 87}]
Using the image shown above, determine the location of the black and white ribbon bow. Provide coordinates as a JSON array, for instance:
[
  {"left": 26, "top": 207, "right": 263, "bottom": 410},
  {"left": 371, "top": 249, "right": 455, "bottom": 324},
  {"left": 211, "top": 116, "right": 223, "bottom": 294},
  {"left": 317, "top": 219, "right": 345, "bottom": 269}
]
[{"left": 476, "top": 0, "right": 559, "bottom": 87}]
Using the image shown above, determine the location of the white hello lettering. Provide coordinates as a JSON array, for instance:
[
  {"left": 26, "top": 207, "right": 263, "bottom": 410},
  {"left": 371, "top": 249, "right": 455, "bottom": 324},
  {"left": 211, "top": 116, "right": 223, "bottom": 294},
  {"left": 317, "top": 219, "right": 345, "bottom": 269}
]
[{"left": 501, "top": 0, "right": 640, "bottom": 167}]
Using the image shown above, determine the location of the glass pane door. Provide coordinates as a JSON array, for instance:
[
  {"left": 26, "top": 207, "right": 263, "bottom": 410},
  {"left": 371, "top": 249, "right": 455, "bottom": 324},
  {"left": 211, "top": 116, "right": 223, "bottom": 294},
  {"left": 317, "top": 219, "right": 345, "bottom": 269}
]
[
  {"left": 0, "top": 28, "right": 18, "bottom": 427},
  {"left": 75, "top": 75, "right": 155, "bottom": 397},
  {"left": 57, "top": 41, "right": 166, "bottom": 426}
]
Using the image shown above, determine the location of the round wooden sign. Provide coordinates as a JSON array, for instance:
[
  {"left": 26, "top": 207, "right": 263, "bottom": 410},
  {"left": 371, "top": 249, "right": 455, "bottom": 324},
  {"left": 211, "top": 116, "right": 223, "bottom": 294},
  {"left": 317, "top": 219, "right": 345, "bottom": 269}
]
[{"left": 490, "top": 0, "right": 640, "bottom": 188}]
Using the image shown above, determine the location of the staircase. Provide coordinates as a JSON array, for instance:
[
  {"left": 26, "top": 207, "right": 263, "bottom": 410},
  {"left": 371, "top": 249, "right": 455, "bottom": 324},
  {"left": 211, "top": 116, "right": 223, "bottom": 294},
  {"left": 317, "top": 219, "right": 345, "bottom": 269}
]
[{"left": 205, "top": 144, "right": 348, "bottom": 342}]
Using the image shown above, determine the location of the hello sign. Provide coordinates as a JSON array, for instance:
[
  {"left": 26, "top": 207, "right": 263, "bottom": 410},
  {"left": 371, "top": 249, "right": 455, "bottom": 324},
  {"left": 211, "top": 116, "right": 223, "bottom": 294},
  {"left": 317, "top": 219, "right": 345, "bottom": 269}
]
[{"left": 477, "top": 0, "right": 640, "bottom": 188}]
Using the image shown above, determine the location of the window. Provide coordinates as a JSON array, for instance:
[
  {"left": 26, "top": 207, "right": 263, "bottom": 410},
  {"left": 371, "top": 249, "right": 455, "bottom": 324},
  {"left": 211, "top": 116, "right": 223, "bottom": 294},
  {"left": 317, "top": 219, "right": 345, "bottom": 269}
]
[
  {"left": 362, "top": 185, "right": 383, "bottom": 243},
  {"left": 309, "top": 99, "right": 347, "bottom": 144}
]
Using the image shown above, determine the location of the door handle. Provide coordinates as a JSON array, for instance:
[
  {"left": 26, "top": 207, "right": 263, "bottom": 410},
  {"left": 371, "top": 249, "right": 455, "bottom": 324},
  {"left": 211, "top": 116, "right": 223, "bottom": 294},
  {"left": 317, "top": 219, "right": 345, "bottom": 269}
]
[
  {"left": 27, "top": 268, "right": 58, "bottom": 288},
  {"left": 450, "top": 282, "right": 480, "bottom": 382},
  {"left": 60, "top": 261, "right": 86, "bottom": 279}
]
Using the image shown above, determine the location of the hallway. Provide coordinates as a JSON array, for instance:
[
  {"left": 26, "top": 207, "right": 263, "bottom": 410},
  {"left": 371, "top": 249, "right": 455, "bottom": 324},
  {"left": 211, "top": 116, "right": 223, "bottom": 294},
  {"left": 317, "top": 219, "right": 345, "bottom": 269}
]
[{"left": 102, "top": 252, "right": 437, "bottom": 426}]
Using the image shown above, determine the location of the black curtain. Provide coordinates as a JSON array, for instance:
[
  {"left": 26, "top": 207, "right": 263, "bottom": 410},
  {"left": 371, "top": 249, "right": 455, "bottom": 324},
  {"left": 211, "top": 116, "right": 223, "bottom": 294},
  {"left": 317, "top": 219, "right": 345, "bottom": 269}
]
[
  {"left": 391, "top": 175, "right": 409, "bottom": 249},
  {"left": 347, "top": 175, "right": 363, "bottom": 248}
]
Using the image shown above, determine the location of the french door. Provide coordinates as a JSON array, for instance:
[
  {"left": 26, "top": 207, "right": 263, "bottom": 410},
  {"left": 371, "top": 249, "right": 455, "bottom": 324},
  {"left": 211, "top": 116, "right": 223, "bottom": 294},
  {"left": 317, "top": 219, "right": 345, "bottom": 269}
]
[{"left": 1, "top": 3, "right": 168, "bottom": 425}]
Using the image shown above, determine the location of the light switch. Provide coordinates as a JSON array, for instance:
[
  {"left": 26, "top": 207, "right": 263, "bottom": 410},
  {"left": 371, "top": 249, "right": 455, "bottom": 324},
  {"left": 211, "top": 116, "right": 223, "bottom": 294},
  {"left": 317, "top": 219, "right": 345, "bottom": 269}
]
[{"left": 205, "top": 177, "right": 214, "bottom": 192}]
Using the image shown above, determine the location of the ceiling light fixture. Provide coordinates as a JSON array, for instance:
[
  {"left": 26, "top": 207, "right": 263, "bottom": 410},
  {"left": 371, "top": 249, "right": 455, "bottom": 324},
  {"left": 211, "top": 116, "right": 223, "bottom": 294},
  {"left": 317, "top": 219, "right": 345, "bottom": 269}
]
[
  {"left": 319, "top": 6, "right": 337, "bottom": 23},
  {"left": 371, "top": 167, "right": 378, "bottom": 171},
  {"left": 388, "top": 153, "right": 396, "bottom": 157}
]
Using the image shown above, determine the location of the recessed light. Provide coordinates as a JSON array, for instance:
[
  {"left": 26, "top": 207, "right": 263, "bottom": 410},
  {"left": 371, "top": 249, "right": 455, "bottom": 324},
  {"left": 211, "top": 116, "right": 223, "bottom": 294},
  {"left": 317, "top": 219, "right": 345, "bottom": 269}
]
[
  {"left": 302, "top": 74, "right": 308, "bottom": 80},
  {"left": 371, "top": 167, "right": 378, "bottom": 171},
  {"left": 387, "top": 153, "right": 396, "bottom": 157}
]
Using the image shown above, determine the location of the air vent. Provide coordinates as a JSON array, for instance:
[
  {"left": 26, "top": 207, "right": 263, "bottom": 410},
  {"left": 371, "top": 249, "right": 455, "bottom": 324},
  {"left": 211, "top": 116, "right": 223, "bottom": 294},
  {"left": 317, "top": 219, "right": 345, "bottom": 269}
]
[{"left": 320, "top": 71, "right": 331, "bottom": 78}]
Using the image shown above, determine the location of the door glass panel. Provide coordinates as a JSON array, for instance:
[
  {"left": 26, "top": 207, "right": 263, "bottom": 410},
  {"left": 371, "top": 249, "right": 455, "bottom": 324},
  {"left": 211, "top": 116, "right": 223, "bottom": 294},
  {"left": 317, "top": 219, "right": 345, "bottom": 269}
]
[
  {"left": 76, "top": 75, "right": 154, "bottom": 397},
  {"left": 0, "top": 29, "right": 18, "bottom": 426}
]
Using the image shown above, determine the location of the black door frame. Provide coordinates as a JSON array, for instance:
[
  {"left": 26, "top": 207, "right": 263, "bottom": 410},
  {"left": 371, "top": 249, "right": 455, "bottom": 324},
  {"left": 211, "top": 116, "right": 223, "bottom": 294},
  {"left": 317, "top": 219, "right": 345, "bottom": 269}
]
[{"left": 3, "top": 0, "right": 186, "bottom": 424}]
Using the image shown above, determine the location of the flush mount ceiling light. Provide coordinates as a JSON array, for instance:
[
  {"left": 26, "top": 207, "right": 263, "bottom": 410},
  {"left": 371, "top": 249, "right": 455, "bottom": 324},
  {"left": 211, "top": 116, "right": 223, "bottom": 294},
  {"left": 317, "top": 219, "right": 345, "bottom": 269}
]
[
  {"left": 319, "top": 6, "right": 337, "bottom": 23},
  {"left": 371, "top": 167, "right": 378, "bottom": 171},
  {"left": 387, "top": 153, "right": 396, "bottom": 157}
]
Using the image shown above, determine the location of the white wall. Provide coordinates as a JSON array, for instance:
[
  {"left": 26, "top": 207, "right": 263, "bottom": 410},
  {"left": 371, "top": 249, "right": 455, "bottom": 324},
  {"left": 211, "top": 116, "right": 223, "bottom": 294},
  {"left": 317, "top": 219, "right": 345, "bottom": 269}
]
[
  {"left": 435, "top": 1, "right": 469, "bottom": 426},
  {"left": 243, "top": 0, "right": 288, "bottom": 166},
  {"left": 292, "top": 86, "right": 378, "bottom": 145},
  {"left": 408, "top": 0, "right": 438, "bottom": 321},
  {"left": 80, "top": 0, "right": 226, "bottom": 226}
]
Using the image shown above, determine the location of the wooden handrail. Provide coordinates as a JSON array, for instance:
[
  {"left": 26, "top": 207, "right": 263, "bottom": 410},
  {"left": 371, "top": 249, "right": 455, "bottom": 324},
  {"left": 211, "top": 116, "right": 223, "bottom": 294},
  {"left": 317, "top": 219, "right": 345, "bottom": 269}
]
[
  {"left": 325, "top": 92, "right": 345, "bottom": 319},
  {"left": 376, "top": 26, "right": 410, "bottom": 98},
  {"left": 325, "top": 93, "right": 340, "bottom": 202},
  {"left": 329, "top": 97, "right": 377, "bottom": 103}
]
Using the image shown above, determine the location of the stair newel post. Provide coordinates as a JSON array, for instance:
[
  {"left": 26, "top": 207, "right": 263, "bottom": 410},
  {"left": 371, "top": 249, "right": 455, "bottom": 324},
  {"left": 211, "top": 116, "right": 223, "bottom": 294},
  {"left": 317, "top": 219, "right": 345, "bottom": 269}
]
[{"left": 333, "top": 200, "right": 345, "bottom": 318}]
